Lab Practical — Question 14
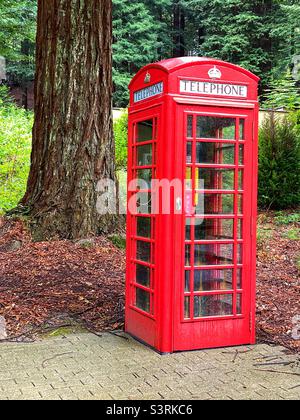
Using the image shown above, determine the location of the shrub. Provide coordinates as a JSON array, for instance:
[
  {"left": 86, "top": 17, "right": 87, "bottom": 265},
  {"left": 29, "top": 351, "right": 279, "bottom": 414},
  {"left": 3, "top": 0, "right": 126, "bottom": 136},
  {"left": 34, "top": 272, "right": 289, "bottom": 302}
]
[
  {"left": 258, "top": 113, "right": 300, "bottom": 210},
  {"left": 0, "top": 87, "right": 33, "bottom": 213},
  {"left": 114, "top": 109, "right": 128, "bottom": 172}
]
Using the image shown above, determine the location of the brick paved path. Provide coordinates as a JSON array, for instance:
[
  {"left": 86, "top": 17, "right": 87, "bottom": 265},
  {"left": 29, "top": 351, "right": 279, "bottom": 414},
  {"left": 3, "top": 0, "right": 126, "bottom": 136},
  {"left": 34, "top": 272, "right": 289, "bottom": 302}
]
[{"left": 0, "top": 333, "right": 299, "bottom": 400}]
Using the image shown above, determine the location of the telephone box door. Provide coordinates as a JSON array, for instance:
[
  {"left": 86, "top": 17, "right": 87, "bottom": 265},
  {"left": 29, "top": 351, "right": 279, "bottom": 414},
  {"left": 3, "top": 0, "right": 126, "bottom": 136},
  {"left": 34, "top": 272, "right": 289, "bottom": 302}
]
[{"left": 174, "top": 105, "right": 257, "bottom": 351}]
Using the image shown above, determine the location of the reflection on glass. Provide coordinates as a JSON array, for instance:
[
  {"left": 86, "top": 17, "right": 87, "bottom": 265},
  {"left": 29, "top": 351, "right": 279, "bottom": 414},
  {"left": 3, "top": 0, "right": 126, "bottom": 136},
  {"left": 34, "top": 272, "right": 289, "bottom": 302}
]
[
  {"left": 239, "top": 170, "right": 244, "bottom": 190},
  {"left": 137, "top": 144, "right": 152, "bottom": 166},
  {"left": 198, "top": 169, "right": 235, "bottom": 191},
  {"left": 137, "top": 120, "right": 153, "bottom": 142},
  {"left": 184, "top": 297, "right": 191, "bottom": 319},
  {"left": 137, "top": 240, "right": 151, "bottom": 263},
  {"left": 237, "top": 294, "right": 242, "bottom": 315},
  {"left": 197, "top": 117, "right": 236, "bottom": 140},
  {"left": 195, "top": 193, "right": 235, "bottom": 215},
  {"left": 238, "top": 244, "right": 243, "bottom": 264},
  {"left": 194, "top": 269, "right": 234, "bottom": 292},
  {"left": 186, "top": 167, "right": 192, "bottom": 189},
  {"left": 240, "top": 119, "right": 245, "bottom": 140},
  {"left": 187, "top": 116, "right": 193, "bottom": 138},
  {"left": 239, "top": 145, "right": 244, "bottom": 165},
  {"left": 238, "top": 195, "right": 243, "bottom": 215},
  {"left": 137, "top": 169, "right": 152, "bottom": 189},
  {"left": 137, "top": 217, "right": 151, "bottom": 238},
  {"left": 136, "top": 288, "right": 150, "bottom": 313},
  {"left": 194, "top": 244, "right": 234, "bottom": 266},
  {"left": 194, "top": 295, "right": 233, "bottom": 318},
  {"left": 186, "top": 219, "right": 192, "bottom": 240},
  {"left": 196, "top": 142, "right": 235, "bottom": 165},
  {"left": 187, "top": 142, "right": 193, "bottom": 164},
  {"left": 136, "top": 264, "right": 150, "bottom": 287},
  {"left": 185, "top": 245, "right": 191, "bottom": 266},
  {"left": 185, "top": 271, "right": 191, "bottom": 292},
  {"left": 238, "top": 219, "right": 243, "bottom": 240},
  {"left": 237, "top": 269, "right": 242, "bottom": 289},
  {"left": 137, "top": 192, "right": 152, "bottom": 214},
  {"left": 194, "top": 219, "right": 234, "bottom": 241}
]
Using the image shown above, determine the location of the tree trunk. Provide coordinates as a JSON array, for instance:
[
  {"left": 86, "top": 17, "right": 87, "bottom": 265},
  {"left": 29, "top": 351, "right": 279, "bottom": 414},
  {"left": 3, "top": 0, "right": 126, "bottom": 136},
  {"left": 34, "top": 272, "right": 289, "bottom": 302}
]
[
  {"left": 173, "top": 0, "right": 185, "bottom": 57},
  {"left": 22, "top": 0, "right": 116, "bottom": 240}
]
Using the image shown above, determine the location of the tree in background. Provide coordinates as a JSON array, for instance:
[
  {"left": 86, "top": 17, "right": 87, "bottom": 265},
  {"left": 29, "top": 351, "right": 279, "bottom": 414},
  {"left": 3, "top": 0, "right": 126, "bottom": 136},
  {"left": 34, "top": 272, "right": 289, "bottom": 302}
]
[
  {"left": 113, "top": 0, "right": 162, "bottom": 107},
  {"left": 19, "top": 0, "right": 116, "bottom": 240},
  {"left": 0, "top": 0, "right": 37, "bottom": 106}
]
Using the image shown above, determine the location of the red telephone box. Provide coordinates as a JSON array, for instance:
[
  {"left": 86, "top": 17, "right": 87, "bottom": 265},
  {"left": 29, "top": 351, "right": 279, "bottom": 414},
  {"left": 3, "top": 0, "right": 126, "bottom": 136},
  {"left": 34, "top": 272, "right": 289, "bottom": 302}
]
[{"left": 125, "top": 57, "right": 259, "bottom": 353}]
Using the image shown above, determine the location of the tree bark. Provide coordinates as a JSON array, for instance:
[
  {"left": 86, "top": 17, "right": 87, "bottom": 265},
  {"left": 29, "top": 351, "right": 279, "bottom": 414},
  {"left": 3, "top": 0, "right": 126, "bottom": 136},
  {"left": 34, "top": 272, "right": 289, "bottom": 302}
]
[{"left": 22, "top": 0, "right": 116, "bottom": 240}]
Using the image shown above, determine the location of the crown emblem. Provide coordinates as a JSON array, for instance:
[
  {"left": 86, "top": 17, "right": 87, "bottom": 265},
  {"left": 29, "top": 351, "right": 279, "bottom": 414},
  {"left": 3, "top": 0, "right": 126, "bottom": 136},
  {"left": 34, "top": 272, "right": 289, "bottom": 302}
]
[
  {"left": 208, "top": 66, "right": 222, "bottom": 79},
  {"left": 144, "top": 72, "right": 151, "bottom": 84}
]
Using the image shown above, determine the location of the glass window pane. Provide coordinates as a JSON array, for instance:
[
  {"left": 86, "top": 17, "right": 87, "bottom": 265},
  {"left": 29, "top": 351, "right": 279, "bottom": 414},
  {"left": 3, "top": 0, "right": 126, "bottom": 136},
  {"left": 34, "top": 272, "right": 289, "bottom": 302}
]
[
  {"left": 186, "top": 142, "right": 193, "bottom": 164},
  {"left": 237, "top": 269, "right": 242, "bottom": 289},
  {"left": 195, "top": 219, "right": 234, "bottom": 241},
  {"left": 194, "top": 244, "right": 234, "bottom": 266},
  {"left": 197, "top": 169, "right": 235, "bottom": 191},
  {"left": 238, "top": 219, "right": 243, "bottom": 240},
  {"left": 137, "top": 217, "right": 151, "bottom": 238},
  {"left": 187, "top": 116, "right": 193, "bottom": 138},
  {"left": 239, "top": 145, "right": 244, "bottom": 165},
  {"left": 194, "top": 269, "right": 234, "bottom": 292},
  {"left": 238, "top": 195, "right": 243, "bottom": 215},
  {"left": 194, "top": 295, "right": 233, "bottom": 318},
  {"left": 137, "top": 192, "right": 152, "bottom": 214},
  {"left": 239, "top": 170, "right": 244, "bottom": 190},
  {"left": 186, "top": 167, "right": 192, "bottom": 189},
  {"left": 196, "top": 143, "right": 235, "bottom": 165},
  {"left": 137, "top": 120, "right": 153, "bottom": 142},
  {"left": 197, "top": 117, "right": 236, "bottom": 140},
  {"left": 136, "top": 264, "right": 150, "bottom": 287},
  {"left": 237, "top": 294, "right": 242, "bottom": 315},
  {"left": 137, "top": 169, "right": 152, "bottom": 189},
  {"left": 137, "top": 144, "right": 152, "bottom": 166},
  {"left": 186, "top": 219, "right": 192, "bottom": 240},
  {"left": 238, "top": 244, "right": 243, "bottom": 264},
  {"left": 136, "top": 288, "right": 150, "bottom": 313},
  {"left": 185, "top": 245, "right": 191, "bottom": 266},
  {"left": 184, "top": 297, "right": 191, "bottom": 319},
  {"left": 137, "top": 240, "right": 151, "bottom": 263},
  {"left": 195, "top": 194, "right": 234, "bottom": 215},
  {"left": 240, "top": 120, "right": 245, "bottom": 140},
  {"left": 185, "top": 271, "right": 191, "bottom": 292}
]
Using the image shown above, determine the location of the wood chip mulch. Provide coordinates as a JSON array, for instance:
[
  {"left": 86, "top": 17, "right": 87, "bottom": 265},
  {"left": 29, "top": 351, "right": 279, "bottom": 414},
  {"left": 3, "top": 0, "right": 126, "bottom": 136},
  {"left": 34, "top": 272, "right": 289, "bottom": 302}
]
[
  {"left": 0, "top": 214, "right": 299, "bottom": 353},
  {"left": 0, "top": 218, "right": 126, "bottom": 341}
]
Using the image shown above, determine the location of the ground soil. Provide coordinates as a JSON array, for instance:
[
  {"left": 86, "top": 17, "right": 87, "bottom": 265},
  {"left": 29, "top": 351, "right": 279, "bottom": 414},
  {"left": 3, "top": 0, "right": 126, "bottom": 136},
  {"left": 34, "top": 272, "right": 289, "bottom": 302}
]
[{"left": 0, "top": 214, "right": 299, "bottom": 352}]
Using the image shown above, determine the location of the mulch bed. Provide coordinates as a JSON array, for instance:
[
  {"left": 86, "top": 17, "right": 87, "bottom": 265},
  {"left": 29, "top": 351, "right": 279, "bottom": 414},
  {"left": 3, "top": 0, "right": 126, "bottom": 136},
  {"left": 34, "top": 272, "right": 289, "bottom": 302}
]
[
  {"left": 0, "top": 218, "right": 126, "bottom": 341},
  {"left": 0, "top": 215, "right": 299, "bottom": 353},
  {"left": 256, "top": 213, "right": 300, "bottom": 353}
]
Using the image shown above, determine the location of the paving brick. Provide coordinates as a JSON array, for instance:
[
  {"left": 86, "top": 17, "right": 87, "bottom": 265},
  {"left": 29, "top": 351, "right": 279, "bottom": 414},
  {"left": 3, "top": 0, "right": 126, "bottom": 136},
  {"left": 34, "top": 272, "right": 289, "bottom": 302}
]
[{"left": 0, "top": 333, "right": 299, "bottom": 400}]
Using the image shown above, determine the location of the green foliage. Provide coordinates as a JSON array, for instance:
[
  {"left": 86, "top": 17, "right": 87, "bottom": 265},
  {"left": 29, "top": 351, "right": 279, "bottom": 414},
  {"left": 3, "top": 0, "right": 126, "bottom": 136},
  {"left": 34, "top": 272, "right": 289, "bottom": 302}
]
[
  {"left": 114, "top": 110, "right": 128, "bottom": 171},
  {"left": 0, "top": 0, "right": 37, "bottom": 85},
  {"left": 113, "top": 0, "right": 162, "bottom": 107},
  {"left": 264, "top": 70, "right": 300, "bottom": 110},
  {"left": 274, "top": 211, "right": 300, "bottom": 225},
  {"left": 109, "top": 234, "right": 126, "bottom": 250},
  {"left": 0, "top": 86, "right": 32, "bottom": 213},
  {"left": 258, "top": 113, "right": 300, "bottom": 210}
]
